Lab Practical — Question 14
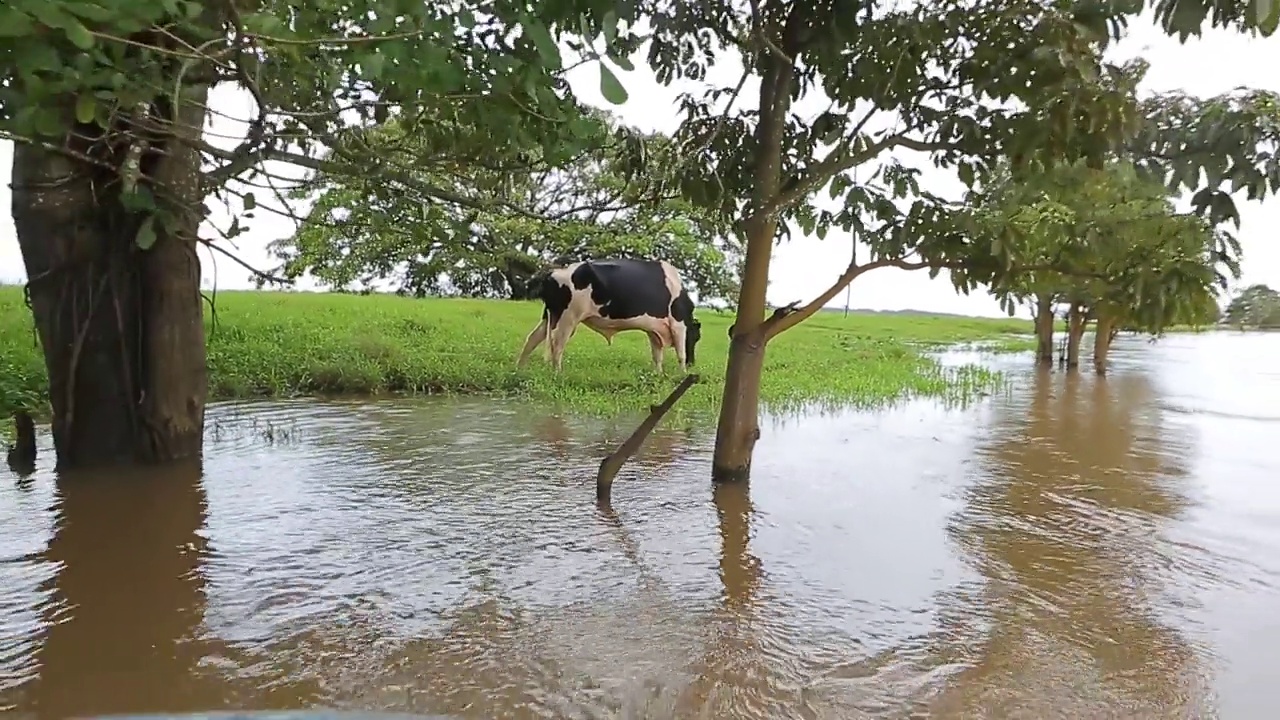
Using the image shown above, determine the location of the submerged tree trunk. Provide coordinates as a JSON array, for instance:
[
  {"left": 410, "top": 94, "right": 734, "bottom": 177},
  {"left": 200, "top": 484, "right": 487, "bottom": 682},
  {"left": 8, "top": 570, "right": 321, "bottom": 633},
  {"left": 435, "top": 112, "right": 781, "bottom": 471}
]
[
  {"left": 1065, "top": 303, "right": 1087, "bottom": 369},
  {"left": 712, "top": 216, "right": 774, "bottom": 483},
  {"left": 11, "top": 92, "right": 210, "bottom": 470},
  {"left": 1034, "top": 294, "right": 1055, "bottom": 365},
  {"left": 1093, "top": 314, "right": 1117, "bottom": 375}
]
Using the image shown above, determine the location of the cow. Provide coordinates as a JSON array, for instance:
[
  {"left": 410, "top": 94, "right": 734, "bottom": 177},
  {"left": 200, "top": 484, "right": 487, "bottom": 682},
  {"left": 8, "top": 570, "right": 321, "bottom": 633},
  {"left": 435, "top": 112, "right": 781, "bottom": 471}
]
[{"left": 516, "top": 258, "right": 703, "bottom": 372}]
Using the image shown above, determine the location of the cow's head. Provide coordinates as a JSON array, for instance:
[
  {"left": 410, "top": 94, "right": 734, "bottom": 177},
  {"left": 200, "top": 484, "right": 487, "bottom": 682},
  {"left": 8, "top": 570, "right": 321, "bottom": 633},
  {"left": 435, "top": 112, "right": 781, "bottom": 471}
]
[
  {"left": 685, "top": 316, "right": 702, "bottom": 366},
  {"left": 672, "top": 289, "right": 701, "bottom": 366}
]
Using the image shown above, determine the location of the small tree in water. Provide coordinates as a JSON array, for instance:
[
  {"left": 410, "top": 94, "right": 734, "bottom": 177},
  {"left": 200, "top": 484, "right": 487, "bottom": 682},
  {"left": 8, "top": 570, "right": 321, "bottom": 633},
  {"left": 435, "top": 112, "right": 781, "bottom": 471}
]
[{"left": 967, "top": 159, "right": 1237, "bottom": 374}]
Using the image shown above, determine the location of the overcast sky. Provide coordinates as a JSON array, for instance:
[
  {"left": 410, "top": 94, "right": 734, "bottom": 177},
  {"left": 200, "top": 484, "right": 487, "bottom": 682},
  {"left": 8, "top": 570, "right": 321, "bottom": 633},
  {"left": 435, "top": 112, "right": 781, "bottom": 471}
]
[{"left": 1, "top": 12, "right": 1276, "bottom": 319}]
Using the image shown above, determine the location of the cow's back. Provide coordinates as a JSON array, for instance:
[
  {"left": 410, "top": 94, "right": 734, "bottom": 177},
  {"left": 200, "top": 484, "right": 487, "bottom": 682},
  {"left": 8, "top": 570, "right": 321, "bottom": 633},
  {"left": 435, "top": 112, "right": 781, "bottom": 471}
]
[{"left": 571, "top": 259, "right": 677, "bottom": 320}]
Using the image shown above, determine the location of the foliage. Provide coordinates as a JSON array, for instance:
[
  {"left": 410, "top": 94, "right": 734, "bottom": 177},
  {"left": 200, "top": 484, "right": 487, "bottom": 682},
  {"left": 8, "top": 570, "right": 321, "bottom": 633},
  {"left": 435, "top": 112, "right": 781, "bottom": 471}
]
[
  {"left": 0, "top": 0, "right": 647, "bottom": 260},
  {"left": 0, "top": 0, "right": 1276, "bottom": 278},
  {"left": 1224, "top": 283, "right": 1280, "bottom": 328},
  {"left": 534, "top": 0, "right": 1280, "bottom": 353},
  {"left": 966, "top": 159, "right": 1237, "bottom": 337},
  {"left": 0, "top": 298, "right": 49, "bottom": 422},
  {"left": 269, "top": 114, "right": 743, "bottom": 304},
  {"left": 0, "top": 286, "right": 1029, "bottom": 420}
]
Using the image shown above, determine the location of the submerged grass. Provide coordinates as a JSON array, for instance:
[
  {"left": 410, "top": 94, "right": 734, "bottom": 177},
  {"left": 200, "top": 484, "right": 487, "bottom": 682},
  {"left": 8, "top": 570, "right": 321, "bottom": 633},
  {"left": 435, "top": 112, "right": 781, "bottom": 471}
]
[{"left": 0, "top": 285, "right": 1035, "bottom": 422}]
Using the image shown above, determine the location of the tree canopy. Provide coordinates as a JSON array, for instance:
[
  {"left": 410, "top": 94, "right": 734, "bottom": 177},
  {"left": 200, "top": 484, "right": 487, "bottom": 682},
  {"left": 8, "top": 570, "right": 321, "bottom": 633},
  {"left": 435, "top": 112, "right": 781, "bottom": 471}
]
[
  {"left": 967, "top": 158, "right": 1236, "bottom": 337},
  {"left": 1224, "top": 283, "right": 1280, "bottom": 328},
  {"left": 4, "top": 0, "right": 1280, "bottom": 473},
  {"left": 269, "top": 113, "right": 743, "bottom": 304}
]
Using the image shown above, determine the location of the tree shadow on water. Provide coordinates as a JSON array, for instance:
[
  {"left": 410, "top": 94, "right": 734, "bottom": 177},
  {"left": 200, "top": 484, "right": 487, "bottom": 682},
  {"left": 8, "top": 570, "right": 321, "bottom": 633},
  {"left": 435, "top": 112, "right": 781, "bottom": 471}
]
[{"left": 928, "top": 366, "right": 1212, "bottom": 718}]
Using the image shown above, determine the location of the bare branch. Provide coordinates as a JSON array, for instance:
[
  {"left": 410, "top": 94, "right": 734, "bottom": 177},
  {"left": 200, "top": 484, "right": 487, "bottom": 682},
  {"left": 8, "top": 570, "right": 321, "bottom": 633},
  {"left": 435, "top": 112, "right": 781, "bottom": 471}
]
[
  {"left": 763, "top": 254, "right": 926, "bottom": 339},
  {"left": 197, "top": 237, "right": 291, "bottom": 285}
]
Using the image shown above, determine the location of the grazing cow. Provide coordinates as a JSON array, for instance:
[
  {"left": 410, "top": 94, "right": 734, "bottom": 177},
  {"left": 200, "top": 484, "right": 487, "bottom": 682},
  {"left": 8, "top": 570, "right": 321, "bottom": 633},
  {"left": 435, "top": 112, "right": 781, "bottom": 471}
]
[{"left": 516, "top": 258, "right": 703, "bottom": 372}]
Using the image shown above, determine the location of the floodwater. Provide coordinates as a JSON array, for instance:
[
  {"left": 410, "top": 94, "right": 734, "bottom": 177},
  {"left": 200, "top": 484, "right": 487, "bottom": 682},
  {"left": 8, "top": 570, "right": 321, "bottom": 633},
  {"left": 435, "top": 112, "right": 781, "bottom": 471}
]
[{"left": 2, "top": 332, "right": 1278, "bottom": 719}]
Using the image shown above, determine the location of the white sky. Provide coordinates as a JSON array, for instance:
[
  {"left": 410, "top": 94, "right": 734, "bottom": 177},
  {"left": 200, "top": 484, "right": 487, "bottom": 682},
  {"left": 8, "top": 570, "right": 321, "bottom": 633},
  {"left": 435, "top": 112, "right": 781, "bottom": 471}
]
[{"left": 1, "top": 13, "right": 1276, "bottom": 319}]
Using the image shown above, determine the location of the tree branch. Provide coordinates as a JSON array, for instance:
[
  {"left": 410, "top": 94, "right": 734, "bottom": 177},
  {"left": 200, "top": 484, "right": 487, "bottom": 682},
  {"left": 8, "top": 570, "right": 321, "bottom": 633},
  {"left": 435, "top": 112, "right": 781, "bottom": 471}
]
[
  {"left": 764, "top": 132, "right": 961, "bottom": 217},
  {"left": 762, "top": 255, "right": 927, "bottom": 339},
  {"left": 197, "top": 237, "right": 290, "bottom": 285}
]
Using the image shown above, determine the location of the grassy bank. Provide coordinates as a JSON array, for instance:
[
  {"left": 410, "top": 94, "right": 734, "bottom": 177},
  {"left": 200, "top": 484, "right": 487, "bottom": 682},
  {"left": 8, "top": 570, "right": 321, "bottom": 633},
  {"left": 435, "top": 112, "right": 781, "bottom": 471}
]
[{"left": 1, "top": 286, "right": 1036, "bottom": 422}]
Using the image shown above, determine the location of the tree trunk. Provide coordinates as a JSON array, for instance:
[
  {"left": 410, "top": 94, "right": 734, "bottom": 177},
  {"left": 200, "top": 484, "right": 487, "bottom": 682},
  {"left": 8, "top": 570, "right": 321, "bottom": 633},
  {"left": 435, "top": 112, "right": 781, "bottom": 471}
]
[
  {"left": 710, "top": 41, "right": 793, "bottom": 484},
  {"left": 1093, "top": 314, "right": 1116, "bottom": 375},
  {"left": 712, "top": 217, "right": 773, "bottom": 483},
  {"left": 1066, "top": 303, "right": 1087, "bottom": 369},
  {"left": 1034, "top": 295, "right": 1055, "bottom": 365},
  {"left": 11, "top": 94, "right": 210, "bottom": 470}
]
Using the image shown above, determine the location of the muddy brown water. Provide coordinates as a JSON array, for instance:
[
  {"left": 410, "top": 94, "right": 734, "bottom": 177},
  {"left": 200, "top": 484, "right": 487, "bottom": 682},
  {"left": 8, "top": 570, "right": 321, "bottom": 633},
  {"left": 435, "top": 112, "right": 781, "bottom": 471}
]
[{"left": 3, "top": 331, "right": 1278, "bottom": 719}]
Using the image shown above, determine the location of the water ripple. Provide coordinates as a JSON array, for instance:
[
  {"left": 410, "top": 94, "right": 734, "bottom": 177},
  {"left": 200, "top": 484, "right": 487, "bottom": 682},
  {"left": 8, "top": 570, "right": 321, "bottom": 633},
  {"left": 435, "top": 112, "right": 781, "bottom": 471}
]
[{"left": 2, "top": 333, "right": 1279, "bottom": 717}]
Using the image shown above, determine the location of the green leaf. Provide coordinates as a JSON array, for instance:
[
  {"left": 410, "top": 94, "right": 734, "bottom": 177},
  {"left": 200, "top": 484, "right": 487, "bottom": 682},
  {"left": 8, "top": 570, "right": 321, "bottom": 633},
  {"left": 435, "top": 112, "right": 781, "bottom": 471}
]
[
  {"left": 243, "top": 192, "right": 257, "bottom": 211},
  {"left": 362, "top": 51, "right": 386, "bottom": 79},
  {"left": 135, "top": 215, "right": 158, "bottom": 250},
  {"left": 64, "top": 18, "right": 95, "bottom": 50},
  {"left": 120, "top": 187, "right": 157, "bottom": 212},
  {"left": 33, "top": 107, "right": 64, "bottom": 138},
  {"left": 607, "top": 50, "right": 635, "bottom": 72},
  {"left": 603, "top": 10, "right": 618, "bottom": 45},
  {"left": 521, "top": 16, "right": 561, "bottom": 70},
  {"left": 64, "top": 2, "right": 114, "bottom": 22},
  {"left": 958, "top": 161, "right": 975, "bottom": 188},
  {"left": 74, "top": 94, "right": 96, "bottom": 125},
  {"left": 0, "top": 7, "right": 36, "bottom": 36},
  {"left": 599, "top": 63, "right": 628, "bottom": 105}
]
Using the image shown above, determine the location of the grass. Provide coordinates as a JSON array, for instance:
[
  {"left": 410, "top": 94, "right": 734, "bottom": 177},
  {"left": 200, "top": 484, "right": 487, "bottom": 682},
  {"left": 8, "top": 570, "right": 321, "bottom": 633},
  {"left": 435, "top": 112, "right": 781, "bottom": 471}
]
[{"left": 0, "top": 285, "right": 1039, "bottom": 426}]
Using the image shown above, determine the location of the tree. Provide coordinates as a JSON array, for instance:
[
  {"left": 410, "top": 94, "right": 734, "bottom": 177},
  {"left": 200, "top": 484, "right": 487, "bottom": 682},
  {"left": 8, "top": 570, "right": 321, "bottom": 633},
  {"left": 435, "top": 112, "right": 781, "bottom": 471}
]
[
  {"left": 269, "top": 114, "right": 743, "bottom": 304},
  {"left": 1224, "top": 284, "right": 1280, "bottom": 328},
  {"left": 3, "top": 0, "right": 1277, "bottom": 474},
  {"left": 966, "top": 159, "right": 1237, "bottom": 374},
  {"left": 616, "top": 0, "right": 1279, "bottom": 481},
  {"left": 0, "top": 0, "right": 638, "bottom": 469}
]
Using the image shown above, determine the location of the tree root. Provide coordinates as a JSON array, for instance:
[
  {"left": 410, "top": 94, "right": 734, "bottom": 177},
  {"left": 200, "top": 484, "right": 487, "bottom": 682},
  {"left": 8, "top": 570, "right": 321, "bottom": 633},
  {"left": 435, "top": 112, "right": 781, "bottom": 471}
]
[{"left": 596, "top": 374, "right": 699, "bottom": 505}]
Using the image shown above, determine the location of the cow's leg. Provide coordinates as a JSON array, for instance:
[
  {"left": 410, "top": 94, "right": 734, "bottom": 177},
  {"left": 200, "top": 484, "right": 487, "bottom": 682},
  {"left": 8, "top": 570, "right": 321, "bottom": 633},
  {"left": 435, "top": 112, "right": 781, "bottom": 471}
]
[
  {"left": 517, "top": 317, "right": 548, "bottom": 367},
  {"left": 647, "top": 331, "right": 665, "bottom": 373},
  {"left": 671, "top": 321, "right": 688, "bottom": 370},
  {"left": 548, "top": 315, "right": 580, "bottom": 372}
]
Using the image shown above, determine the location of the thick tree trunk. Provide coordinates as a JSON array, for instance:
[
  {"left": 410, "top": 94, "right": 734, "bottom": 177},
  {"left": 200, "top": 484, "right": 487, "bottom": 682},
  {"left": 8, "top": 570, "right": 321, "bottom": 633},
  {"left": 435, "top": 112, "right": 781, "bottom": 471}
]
[
  {"left": 1093, "top": 314, "right": 1116, "bottom": 376},
  {"left": 11, "top": 94, "right": 209, "bottom": 470},
  {"left": 1034, "top": 295, "right": 1055, "bottom": 365},
  {"left": 1066, "top": 304, "right": 1087, "bottom": 369}
]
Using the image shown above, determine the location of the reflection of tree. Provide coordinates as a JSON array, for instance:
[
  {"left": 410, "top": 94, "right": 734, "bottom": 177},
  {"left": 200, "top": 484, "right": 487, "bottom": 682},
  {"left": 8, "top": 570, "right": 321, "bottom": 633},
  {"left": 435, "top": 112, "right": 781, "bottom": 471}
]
[
  {"left": 671, "top": 481, "right": 771, "bottom": 718},
  {"left": 932, "top": 367, "right": 1210, "bottom": 716},
  {"left": 23, "top": 462, "right": 229, "bottom": 717}
]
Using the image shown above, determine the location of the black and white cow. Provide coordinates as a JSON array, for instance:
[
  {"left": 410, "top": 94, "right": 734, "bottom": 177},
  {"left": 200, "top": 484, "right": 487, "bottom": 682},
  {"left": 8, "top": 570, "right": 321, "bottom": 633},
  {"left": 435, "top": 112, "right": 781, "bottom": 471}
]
[{"left": 516, "top": 258, "right": 703, "bottom": 372}]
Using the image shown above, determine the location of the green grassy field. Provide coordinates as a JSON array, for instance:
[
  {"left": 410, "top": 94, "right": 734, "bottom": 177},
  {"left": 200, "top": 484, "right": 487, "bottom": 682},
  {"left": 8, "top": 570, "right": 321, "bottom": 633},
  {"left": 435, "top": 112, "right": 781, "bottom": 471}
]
[{"left": 0, "top": 286, "right": 1039, "bottom": 424}]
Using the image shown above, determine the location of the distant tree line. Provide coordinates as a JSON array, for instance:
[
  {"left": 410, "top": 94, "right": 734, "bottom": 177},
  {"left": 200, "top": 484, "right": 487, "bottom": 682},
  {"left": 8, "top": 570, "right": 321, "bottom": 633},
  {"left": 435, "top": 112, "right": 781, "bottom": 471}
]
[{"left": 1223, "top": 284, "right": 1280, "bottom": 329}]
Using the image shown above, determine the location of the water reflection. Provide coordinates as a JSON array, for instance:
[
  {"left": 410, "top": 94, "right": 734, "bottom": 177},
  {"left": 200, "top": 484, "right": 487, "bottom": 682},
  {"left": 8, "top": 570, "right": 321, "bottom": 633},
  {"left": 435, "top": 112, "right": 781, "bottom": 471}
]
[
  {"left": 3, "top": 333, "right": 1280, "bottom": 718},
  {"left": 27, "top": 462, "right": 217, "bottom": 718},
  {"left": 935, "top": 366, "right": 1210, "bottom": 716}
]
